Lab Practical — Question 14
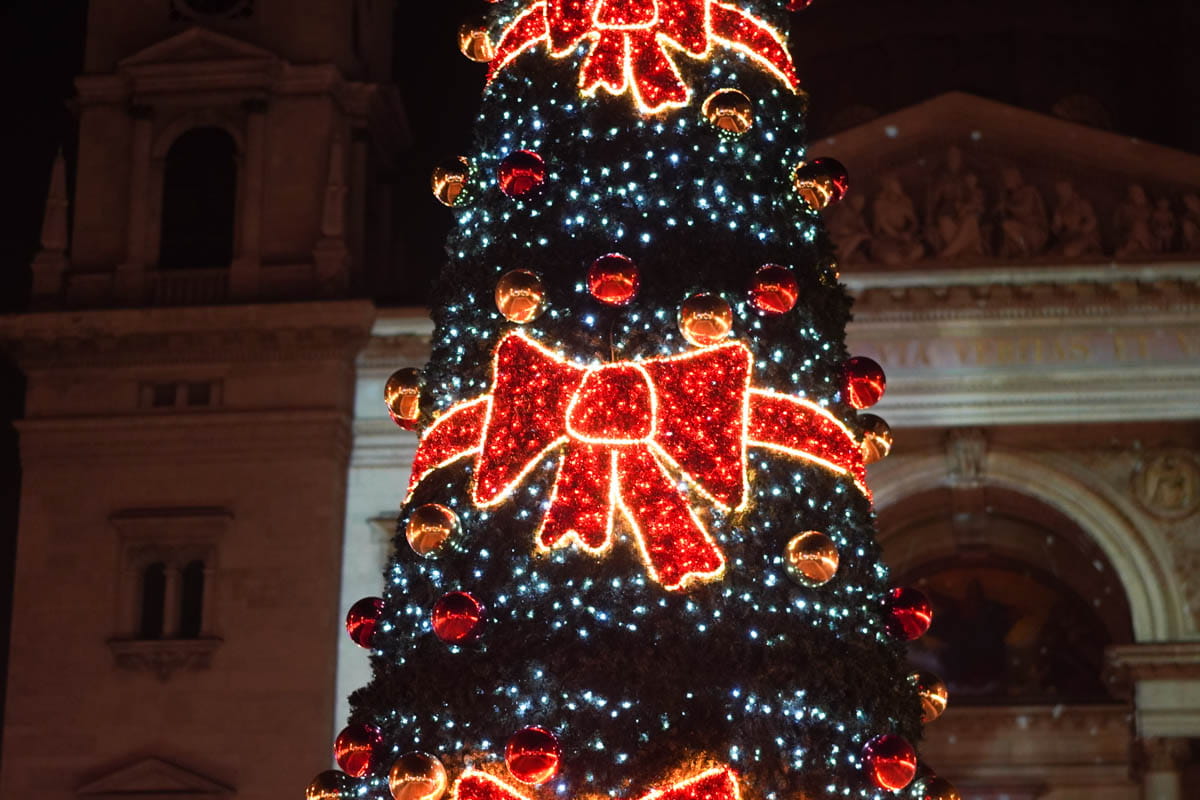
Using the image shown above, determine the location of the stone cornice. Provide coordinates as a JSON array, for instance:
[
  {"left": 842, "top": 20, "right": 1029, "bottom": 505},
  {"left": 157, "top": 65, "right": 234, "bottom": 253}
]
[{"left": 1107, "top": 642, "right": 1200, "bottom": 681}]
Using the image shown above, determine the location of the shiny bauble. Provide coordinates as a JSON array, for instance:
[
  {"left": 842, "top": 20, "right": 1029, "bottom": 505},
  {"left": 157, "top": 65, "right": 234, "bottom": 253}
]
[
  {"left": 334, "top": 723, "right": 383, "bottom": 778},
  {"left": 784, "top": 531, "right": 839, "bottom": 587},
  {"left": 346, "top": 596, "right": 384, "bottom": 649},
  {"left": 307, "top": 770, "right": 355, "bottom": 800},
  {"left": 385, "top": 368, "right": 422, "bottom": 431},
  {"left": 495, "top": 269, "right": 547, "bottom": 323},
  {"left": 750, "top": 264, "right": 799, "bottom": 314},
  {"left": 389, "top": 752, "right": 449, "bottom": 800},
  {"left": 505, "top": 726, "right": 561, "bottom": 785},
  {"left": 862, "top": 734, "right": 917, "bottom": 791},
  {"left": 498, "top": 150, "right": 546, "bottom": 198},
  {"left": 786, "top": 0, "right": 814, "bottom": 9},
  {"left": 431, "top": 157, "right": 469, "bottom": 207},
  {"left": 910, "top": 671, "right": 949, "bottom": 723},
  {"left": 431, "top": 591, "right": 484, "bottom": 643},
  {"left": 915, "top": 776, "right": 961, "bottom": 800},
  {"left": 702, "top": 88, "right": 754, "bottom": 135},
  {"left": 587, "top": 253, "right": 639, "bottom": 306},
  {"left": 791, "top": 157, "right": 850, "bottom": 210},
  {"left": 678, "top": 293, "right": 734, "bottom": 346},
  {"left": 457, "top": 20, "right": 494, "bottom": 62},
  {"left": 818, "top": 258, "right": 841, "bottom": 287},
  {"left": 884, "top": 587, "right": 933, "bottom": 641},
  {"left": 405, "top": 504, "right": 459, "bottom": 558},
  {"left": 843, "top": 356, "right": 886, "bottom": 409},
  {"left": 859, "top": 413, "right": 893, "bottom": 464}
]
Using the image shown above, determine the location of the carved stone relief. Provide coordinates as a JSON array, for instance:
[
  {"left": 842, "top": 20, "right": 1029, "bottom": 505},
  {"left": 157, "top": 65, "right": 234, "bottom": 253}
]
[{"left": 1132, "top": 450, "right": 1200, "bottom": 520}]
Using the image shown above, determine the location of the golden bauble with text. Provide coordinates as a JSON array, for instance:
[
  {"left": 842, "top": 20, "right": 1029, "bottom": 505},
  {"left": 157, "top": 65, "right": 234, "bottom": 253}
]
[
  {"left": 678, "top": 293, "right": 734, "bottom": 346},
  {"left": 784, "top": 530, "right": 840, "bottom": 587},
  {"left": 859, "top": 413, "right": 893, "bottom": 463},
  {"left": 495, "top": 269, "right": 548, "bottom": 323},
  {"left": 306, "top": 771, "right": 354, "bottom": 800},
  {"left": 431, "top": 157, "right": 470, "bottom": 207},
  {"left": 457, "top": 20, "right": 495, "bottom": 62},
  {"left": 702, "top": 88, "right": 754, "bottom": 135},
  {"left": 388, "top": 752, "right": 449, "bottom": 800},
  {"left": 791, "top": 157, "right": 850, "bottom": 210},
  {"left": 910, "top": 671, "right": 949, "bottom": 722},
  {"left": 385, "top": 368, "right": 422, "bottom": 430},
  {"left": 405, "top": 504, "right": 460, "bottom": 558},
  {"left": 915, "top": 776, "right": 961, "bottom": 800}
]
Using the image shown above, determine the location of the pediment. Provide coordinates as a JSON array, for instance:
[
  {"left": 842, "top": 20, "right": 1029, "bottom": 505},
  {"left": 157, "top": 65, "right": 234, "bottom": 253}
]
[
  {"left": 78, "top": 758, "right": 232, "bottom": 798},
  {"left": 813, "top": 92, "right": 1200, "bottom": 268},
  {"left": 119, "top": 27, "right": 278, "bottom": 68}
]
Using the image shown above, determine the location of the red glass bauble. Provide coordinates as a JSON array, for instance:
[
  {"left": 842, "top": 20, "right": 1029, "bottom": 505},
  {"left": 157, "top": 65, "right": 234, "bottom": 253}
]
[
  {"left": 843, "top": 356, "right": 886, "bottom": 409},
  {"left": 587, "top": 253, "right": 640, "bottom": 305},
  {"left": 334, "top": 723, "right": 383, "bottom": 778},
  {"left": 431, "top": 591, "right": 484, "bottom": 643},
  {"left": 750, "top": 264, "right": 799, "bottom": 314},
  {"left": 498, "top": 150, "right": 546, "bottom": 197},
  {"left": 346, "top": 597, "right": 384, "bottom": 649},
  {"left": 884, "top": 587, "right": 933, "bottom": 640},
  {"left": 505, "top": 726, "right": 561, "bottom": 785},
  {"left": 862, "top": 734, "right": 917, "bottom": 791}
]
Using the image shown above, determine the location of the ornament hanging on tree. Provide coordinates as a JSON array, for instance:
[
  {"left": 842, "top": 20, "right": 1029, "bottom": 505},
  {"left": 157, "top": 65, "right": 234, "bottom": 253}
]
[
  {"left": 431, "top": 157, "right": 470, "bottom": 207},
  {"left": 791, "top": 157, "right": 850, "bottom": 210},
  {"left": 749, "top": 264, "right": 799, "bottom": 314},
  {"left": 862, "top": 734, "right": 917, "bottom": 791},
  {"left": 783, "top": 530, "right": 839, "bottom": 587},
  {"left": 431, "top": 591, "right": 484, "bottom": 643},
  {"left": 910, "top": 671, "right": 948, "bottom": 722},
  {"left": 843, "top": 356, "right": 886, "bottom": 409},
  {"left": 884, "top": 587, "right": 932, "bottom": 640},
  {"left": 587, "top": 253, "right": 640, "bottom": 305},
  {"left": 678, "top": 293, "right": 734, "bottom": 346},
  {"left": 702, "top": 89, "right": 754, "bottom": 135},
  {"left": 859, "top": 414, "right": 893, "bottom": 463},
  {"left": 495, "top": 269, "right": 548, "bottom": 323},
  {"left": 389, "top": 752, "right": 449, "bottom": 800},
  {"left": 915, "top": 776, "right": 961, "bottom": 800},
  {"left": 334, "top": 723, "right": 383, "bottom": 778},
  {"left": 345, "top": 596, "right": 384, "bottom": 649},
  {"left": 405, "top": 504, "right": 459, "bottom": 558},
  {"left": 498, "top": 150, "right": 546, "bottom": 197},
  {"left": 306, "top": 770, "right": 355, "bottom": 800},
  {"left": 505, "top": 726, "right": 561, "bottom": 785},
  {"left": 458, "top": 20, "right": 495, "bottom": 62},
  {"left": 385, "top": 368, "right": 422, "bottom": 430},
  {"left": 786, "top": 0, "right": 815, "bottom": 10}
]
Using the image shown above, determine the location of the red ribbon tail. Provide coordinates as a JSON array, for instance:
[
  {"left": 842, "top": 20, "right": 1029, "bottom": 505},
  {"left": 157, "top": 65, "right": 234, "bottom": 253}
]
[
  {"left": 537, "top": 443, "right": 616, "bottom": 554},
  {"left": 580, "top": 30, "right": 629, "bottom": 96},
  {"left": 406, "top": 397, "right": 488, "bottom": 502},
  {"left": 616, "top": 449, "right": 725, "bottom": 590},
  {"left": 709, "top": 1, "right": 799, "bottom": 90},
  {"left": 488, "top": 1, "right": 550, "bottom": 82},
  {"left": 626, "top": 31, "right": 690, "bottom": 112}
]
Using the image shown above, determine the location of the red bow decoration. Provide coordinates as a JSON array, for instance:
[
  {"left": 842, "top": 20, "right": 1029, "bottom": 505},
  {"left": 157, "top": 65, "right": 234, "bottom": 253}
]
[
  {"left": 489, "top": 0, "right": 799, "bottom": 114},
  {"left": 407, "top": 332, "right": 868, "bottom": 591},
  {"left": 454, "top": 765, "right": 740, "bottom": 800}
]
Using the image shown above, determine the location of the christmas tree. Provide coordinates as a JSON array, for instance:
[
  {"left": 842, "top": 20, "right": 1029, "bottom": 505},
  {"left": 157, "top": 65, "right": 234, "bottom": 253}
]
[{"left": 313, "top": 1, "right": 953, "bottom": 800}]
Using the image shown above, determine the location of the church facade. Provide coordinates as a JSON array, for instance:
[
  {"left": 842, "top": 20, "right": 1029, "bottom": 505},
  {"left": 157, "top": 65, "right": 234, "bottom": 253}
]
[{"left": 2, "top": 4, "right": 1199, "bottom": 800}]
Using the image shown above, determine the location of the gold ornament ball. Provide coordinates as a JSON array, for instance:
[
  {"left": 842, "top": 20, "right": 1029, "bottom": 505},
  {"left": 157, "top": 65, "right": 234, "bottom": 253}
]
[
  {"left": 859, "top": 413, "right": 893, "bottom": 464},
  {"left": 431, "top": 157, "right": 470, "bottom": 207},
  {"left": 457, "top": 21, "right": 495, "bottom": 63},
  {"left": 385, "top": 368, "right": 422, "bottom": 430},
  {"left": 784, "top": 531, "right": 840, "bottom": 587},
  {"left": 406, "top": 504, "right": 459, "bottom": 558},
  {"left": 389, "top": 752, "right": 448, "bottom": 800},
  {"left": 910, "top": 671, "right": 949, "bottom": 723},
  {"left": 307, "top": 771, "right": 354, "bottom": 800},
  {"left": 702, "top": 89, "right": 754, "bottom": 135},
  {"left": 916, "top": 776, "right": 961, "bottom": 800},
  {"left": 495, "top": 269, "right": 548, "bottom": 324},
  {"left": 791, "top": 157, "right": 849, "bottom": 210},
  {"left": 678, "top": 293, "right": 734, "bottom": 347}
]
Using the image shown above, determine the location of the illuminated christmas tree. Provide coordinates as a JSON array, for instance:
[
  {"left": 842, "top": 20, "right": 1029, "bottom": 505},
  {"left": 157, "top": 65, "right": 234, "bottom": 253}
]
[{"left": 313, "top": 2, "right": 954, "bottom": 800}]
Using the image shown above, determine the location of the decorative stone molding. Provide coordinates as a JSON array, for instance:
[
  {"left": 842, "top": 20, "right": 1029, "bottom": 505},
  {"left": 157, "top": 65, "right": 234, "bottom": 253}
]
[
  {"left": 1107, "top": 643, "right": 1200, "bottom": 684},
  {"left": 106, "top": 637, "right": 222, "bottom": 681},
  {"left": 78, "top": 756, "right": 233, "bottom": 799},
  {"left": 1131, "top": 449, "right": 1200, "bottom": 520},
  {"left": 945, "top": 428, "right": 988, "bottom": 488}
]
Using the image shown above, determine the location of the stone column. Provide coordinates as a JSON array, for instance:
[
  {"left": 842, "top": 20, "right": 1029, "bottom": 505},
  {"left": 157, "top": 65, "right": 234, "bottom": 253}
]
[
  {"left": 230, "top": 98, "right": 267, "bottom": 300},
  {"left": 116, "top": 105, "right": 155, "bottom": 303},
  {"left": 1136, "top": 737, "right": 1189, "bottom": 800}
]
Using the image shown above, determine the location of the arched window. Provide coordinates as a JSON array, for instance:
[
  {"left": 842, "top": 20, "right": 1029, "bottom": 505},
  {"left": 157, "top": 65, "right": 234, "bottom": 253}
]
[
  {"left": 158, "top": 127, "right": 237, "bottom": 270},
  {"left": 139, "top": 562, "right": 167, "bottom": 639},
  {"left": 178, "top": 559, "right": 206, "bottom": 638}
]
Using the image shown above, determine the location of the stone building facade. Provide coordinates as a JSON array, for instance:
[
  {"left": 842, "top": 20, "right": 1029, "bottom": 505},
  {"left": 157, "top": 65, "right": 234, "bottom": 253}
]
[{"left": 2, "top": 6, "right": 1200, "bottom": 800}]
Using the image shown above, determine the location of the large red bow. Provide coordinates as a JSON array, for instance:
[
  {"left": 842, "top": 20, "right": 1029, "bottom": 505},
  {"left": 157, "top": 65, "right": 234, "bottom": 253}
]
[
  {"left": 407, "top": 332, "right": 868, "bottom": 591},
  {"left": 454, "top": 765, "right": 740, "bottom": 800},
  {"left": 489, "top": 0, "right": 799, "bottom": 114}
]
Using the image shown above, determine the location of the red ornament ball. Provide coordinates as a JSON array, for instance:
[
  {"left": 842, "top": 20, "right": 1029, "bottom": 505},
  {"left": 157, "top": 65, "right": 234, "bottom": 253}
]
[
  {"left": 346, "top": 596, "right": 384, "bottom": 649},
  {"left": 587, "top": 253, "right": 640, "bottom": 305},
  {"left": 431, "top": 591, "right": 484, "bottom": 643},
  {"left": 862, "top": 734, "right": 917, "bottom": 791},
  {"left": 843, "top": 356, "right": 886, "bottom": 409},
  {"left": 498, "top": 150, "right": 546, "bottom": 197},
  {"left": 505, "top": 726, "right": 561, "bottom": 785},
  {"left": 334, "top": 723, "right": 383, "bottom": 778},
  {"left": 750, "top": 264, "right": 799, "bottom": 314},
  {"left": 884, "top": 587, "right": 933, "bottom": 641}
]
